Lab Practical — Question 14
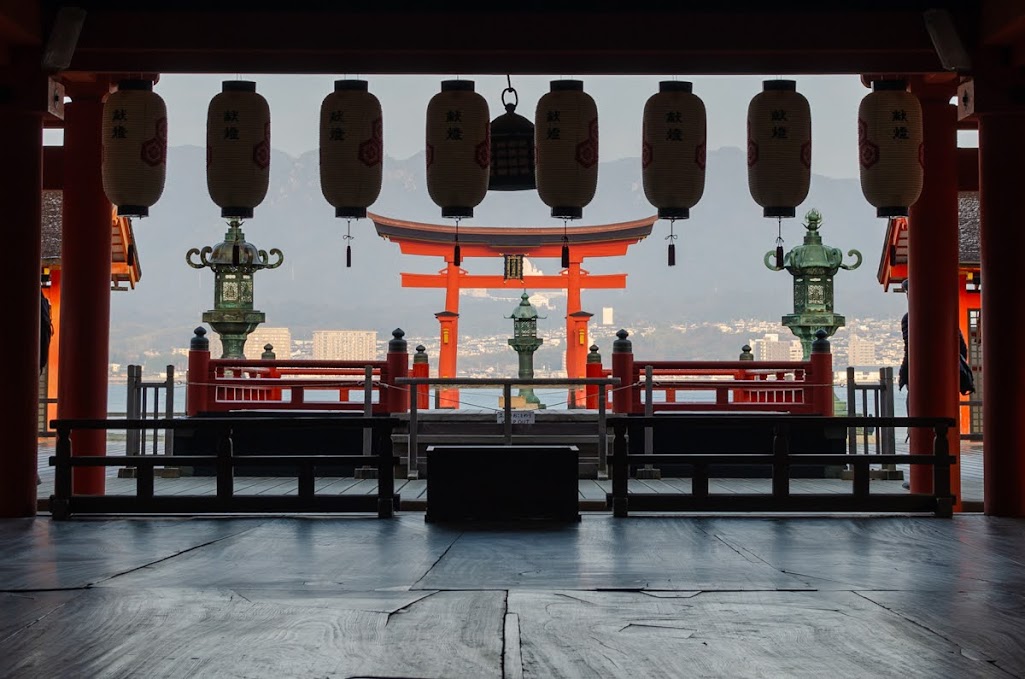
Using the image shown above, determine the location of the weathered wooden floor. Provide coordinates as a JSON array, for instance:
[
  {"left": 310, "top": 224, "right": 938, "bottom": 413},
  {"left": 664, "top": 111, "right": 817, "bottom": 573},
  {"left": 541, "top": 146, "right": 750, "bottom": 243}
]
[{"left": 1, "top": 514, "right": 1023, "bottom": 677}]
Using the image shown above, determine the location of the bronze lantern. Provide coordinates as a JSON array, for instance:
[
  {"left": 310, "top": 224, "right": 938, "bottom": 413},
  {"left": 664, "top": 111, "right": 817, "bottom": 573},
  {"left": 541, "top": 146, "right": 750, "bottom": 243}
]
[{"left": 489, "top": 83, "right": 536, "bottom": 191}]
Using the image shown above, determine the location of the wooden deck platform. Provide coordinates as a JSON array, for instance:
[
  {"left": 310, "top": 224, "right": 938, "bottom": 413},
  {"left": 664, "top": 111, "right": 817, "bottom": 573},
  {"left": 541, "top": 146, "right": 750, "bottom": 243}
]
[{"left": 2, "top": 512, "right": 1023, "bottom": 677}]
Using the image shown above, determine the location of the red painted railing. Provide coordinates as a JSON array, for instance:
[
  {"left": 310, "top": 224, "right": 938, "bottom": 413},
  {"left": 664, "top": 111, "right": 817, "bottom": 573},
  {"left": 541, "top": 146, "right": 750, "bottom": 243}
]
[
  {"left": 606, "top": 330, "right": 834, "bottom": 415},
  {"left": 185, "top": 328, "right": 411, "bottom": 416}
]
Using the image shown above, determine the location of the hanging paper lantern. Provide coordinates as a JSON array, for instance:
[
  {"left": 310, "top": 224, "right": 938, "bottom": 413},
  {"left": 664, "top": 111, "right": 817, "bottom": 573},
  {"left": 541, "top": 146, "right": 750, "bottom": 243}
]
[
  {"left": 747, "top": 80, "right": 811, "bottom": 218},
  {"left": 642, "top": 81, "right": 706, "bottom": 220},
  {"left": 535, "top": 80, "right": 598, "bottom": 220},
  {"left": 858, "top": 80, "right": 923, "bottom": 218},
  {"left": 425, "top": 80, "right": 490, "bottom": 218},
  {"left": 206, "top": 81, "right": 270, "bottom": 219},
  {"left": 319, "top": 79, "right": 383, "bottom": 219},
  {"left": 101, "top": 79, "right": 167, "bottom": 217}
]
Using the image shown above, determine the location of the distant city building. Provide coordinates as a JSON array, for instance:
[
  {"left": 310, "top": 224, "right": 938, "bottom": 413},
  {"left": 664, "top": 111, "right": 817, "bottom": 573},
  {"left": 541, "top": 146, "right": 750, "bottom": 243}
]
[
  {"left": 847, "top": 335, "right": 877, "bottom": 366},
  {"left": 602, "top": 307, "right": 614, "bottom": 326},
  {"left": 244, "top": 327, "right": 292, "bottom": 360},
  {"left": 313, "top": 330, "right": 378, "bottom": 361},
  {"left": 751, "top": 333, "right": 803, "bottom": 362}
]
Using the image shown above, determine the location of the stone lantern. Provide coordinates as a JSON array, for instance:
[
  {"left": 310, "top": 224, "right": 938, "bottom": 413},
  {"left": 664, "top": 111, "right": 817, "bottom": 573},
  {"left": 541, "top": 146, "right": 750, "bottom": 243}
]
[
  {"left": 187, "top": 219, "right": 283, "bottom": 358},
  {"left": 764, "top": 208, "right": 862, "bottom": 358},
  {"left": 507, "top": 292, "right": 545, "bottom": 409}
]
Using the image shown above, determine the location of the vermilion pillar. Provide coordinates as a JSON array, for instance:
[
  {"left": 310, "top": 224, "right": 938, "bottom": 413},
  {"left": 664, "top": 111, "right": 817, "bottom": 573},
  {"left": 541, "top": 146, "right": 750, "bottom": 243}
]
[
  {"left": 978, "top": 109, "right": 1025, "bottom": 517},
  {"left": 565, "top": 259, "right": 584, "bottom": 406},
  {"left": 906, "top": 82, "right": 961, "bottom": 506},
  {"left": 0, "top": 102, "right": 43, "bottom": 517},
  {"left": 57, "top": 83, "right": 112, "bottom": 495}
]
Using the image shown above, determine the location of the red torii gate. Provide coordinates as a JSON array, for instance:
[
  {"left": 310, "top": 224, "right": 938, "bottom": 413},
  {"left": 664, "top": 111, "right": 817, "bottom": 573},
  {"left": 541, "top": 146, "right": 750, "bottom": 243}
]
[{"left": 371, "top": 213, "right": 655, "bottom": 407}]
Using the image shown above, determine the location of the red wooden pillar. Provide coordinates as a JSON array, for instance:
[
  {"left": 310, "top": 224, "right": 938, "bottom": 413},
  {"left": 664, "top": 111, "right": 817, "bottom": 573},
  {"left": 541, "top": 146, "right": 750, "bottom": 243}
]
[
  {"left": 907, "top": 81, "right": 960, "bottom": 504},
  {"left": 0, "top": 99, "right": 44, "bottom": 517},
  {"left": 585, "top": 344, "right": 603, "bottom": 409},
  {"left": 57, "top": 82, "right": 113, "bottom": 495},
  {"left": 978, "top": 108, "right": 1025, "bottom": 517},
  {"left": 412, "top": 344, "right": 430, "bottom": 409}
]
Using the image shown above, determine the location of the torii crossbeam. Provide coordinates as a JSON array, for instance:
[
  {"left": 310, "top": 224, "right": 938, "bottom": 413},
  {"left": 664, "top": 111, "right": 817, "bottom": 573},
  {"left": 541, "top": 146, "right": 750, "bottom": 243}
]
[{"left": 372, "top": 213, "right": 655, "bottom": 407}]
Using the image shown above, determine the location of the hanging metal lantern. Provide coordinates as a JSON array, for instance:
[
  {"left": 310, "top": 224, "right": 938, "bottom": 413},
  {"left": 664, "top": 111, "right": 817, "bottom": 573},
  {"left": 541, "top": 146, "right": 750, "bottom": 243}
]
[
  {"left": 747, "top": 80, "right": 811, "bottom": 218},
  {"left": 206, "top": 80, "right": 271, "bottom": 219},
  {"left": 425, "top": 79, "right": 490, "bottom": 219},
  {"left": 489, "top": 79, "right": 535, "bottom": 191},
  {"left": 101, "top": 79, "right": 167, "bottom": 217},
  {"left": 320, "top": 79, "right": 383, "bottom": 219},
  {"left": 858, "top": 80, "right": 923, "bottom": 218},
  {"left": 535, "top": 80, "right": 598, "bottom": 220},
  {"left": 642, "top": 81, "right": 706, "bottom": 220}
]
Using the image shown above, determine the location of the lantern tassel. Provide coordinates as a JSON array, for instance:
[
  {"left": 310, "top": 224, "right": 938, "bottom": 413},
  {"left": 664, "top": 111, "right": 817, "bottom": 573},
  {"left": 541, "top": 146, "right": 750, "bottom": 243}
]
[
  {"left": 343, "top": 219, "right": 354, "bottom": 268},
  {"left": 666, "top": 219, "right": 678, "bottom": 267},
  {"left": 454, "top": 244, "right": 462, "bottom": 267},
  {"left": 561, "top": 220, "right": 570, "bottom": 269},
  {"left": 774, "top": 217, "right": 784, "bottom": 269}
]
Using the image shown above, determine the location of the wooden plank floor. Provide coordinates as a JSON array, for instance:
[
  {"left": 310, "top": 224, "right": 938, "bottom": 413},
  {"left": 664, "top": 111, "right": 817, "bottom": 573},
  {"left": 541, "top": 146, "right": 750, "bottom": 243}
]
[{"left": 2, "top": 515, "right": 1023, "bottom": 677}]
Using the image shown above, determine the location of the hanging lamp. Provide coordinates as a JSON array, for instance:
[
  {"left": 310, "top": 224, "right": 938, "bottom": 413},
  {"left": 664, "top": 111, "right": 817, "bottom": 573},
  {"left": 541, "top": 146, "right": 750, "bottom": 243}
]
[
  {"left": 858, "top": 79, "right": 923, "bottom": 217},
  {"left": 320, "top": 79, "right": 383, "bottom": 267},
  {"left": 642, "top": 80, "right": 706, "bottom": 266},
  {"left": 206, "top": 80, "right": 271, "bottom": 219},
  {"left": 426, "top": 79, "right": 490, "bottom": 266},
  {"left": 747, "top": 80, "right": 811, "bottom": 268},
  {"left": 101, "top": 79, "right": 167, "bottom": 217},
  {"left": 489, "top": 76, "right": 536, "bottom": 191}
]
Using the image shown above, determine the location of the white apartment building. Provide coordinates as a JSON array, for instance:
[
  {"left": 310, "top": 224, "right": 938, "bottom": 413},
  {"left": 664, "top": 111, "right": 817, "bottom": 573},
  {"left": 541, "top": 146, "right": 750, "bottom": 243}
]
[
  {"left": 313, "top": 330, "right": 378, "bottom": 361},
  {"left": 847, "top": 335, "right": 878, "bottom": 366},
  {"left": 244, "top": 327, "right": 292, "bottom": 360},
  {"left": 751, "top": 333, "right": 803, "bottom": 362},
  {"left": 601, "top": 307, "right": 614, "bottom": 326}
]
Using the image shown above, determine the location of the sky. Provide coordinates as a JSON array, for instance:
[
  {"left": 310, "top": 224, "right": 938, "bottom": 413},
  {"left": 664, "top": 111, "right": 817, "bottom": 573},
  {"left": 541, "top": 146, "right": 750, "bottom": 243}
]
[{"left": 42, "top": 73, "right": 976, "bottom": 180}]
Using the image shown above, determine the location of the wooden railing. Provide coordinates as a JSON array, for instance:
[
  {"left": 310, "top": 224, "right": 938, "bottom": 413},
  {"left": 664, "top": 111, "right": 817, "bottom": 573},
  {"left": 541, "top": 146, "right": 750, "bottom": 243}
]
[
  {"left": 185, "top": 327, "right": 411, "bottom": 416},
  {"left": 48, "top": 415, "right": 399, "bottom": 519},
  {"left": 599, "top": 329, "right": 834, "bottom": 415},
  {"left": 608, "top": 414, "right": 955, "bottom": 517}
]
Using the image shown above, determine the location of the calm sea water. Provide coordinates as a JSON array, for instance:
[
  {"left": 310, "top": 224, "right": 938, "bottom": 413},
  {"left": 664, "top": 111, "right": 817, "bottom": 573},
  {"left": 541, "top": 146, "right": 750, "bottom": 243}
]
[{"left": 105, "top": 384, "right": 906, "bottom": 415}]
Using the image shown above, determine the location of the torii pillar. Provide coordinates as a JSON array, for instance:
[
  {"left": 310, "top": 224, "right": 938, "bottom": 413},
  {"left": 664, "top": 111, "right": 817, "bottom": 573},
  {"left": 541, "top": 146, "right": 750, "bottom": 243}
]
[
  {"left": 967, "top": 63, "right": 1025, "bottom": 516},
  {"left": 0, "top": 62, "right": 45, "bottom": 517},
  {"left": 906, "top": 77, "right": 961, "bottom": 507},
  {"left": 58, "top": 78, "right": 113, "bottom": 495}
]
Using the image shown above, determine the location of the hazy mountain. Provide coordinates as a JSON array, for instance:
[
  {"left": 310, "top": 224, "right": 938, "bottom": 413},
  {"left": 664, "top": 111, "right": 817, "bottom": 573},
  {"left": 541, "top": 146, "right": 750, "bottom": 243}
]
[{"left": 112, "top": 145, "right": 904, "bottom": 355}]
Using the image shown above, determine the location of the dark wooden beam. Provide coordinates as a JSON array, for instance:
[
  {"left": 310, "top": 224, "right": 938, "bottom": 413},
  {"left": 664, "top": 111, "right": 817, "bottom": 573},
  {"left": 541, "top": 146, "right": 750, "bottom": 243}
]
[
  {"left": 42, "top": 144, "right": 61, "bottom": 190},
  {"left": 66, "top": 9, "right": 948, "bottom": 75},
  {"left": 957, "top": 146, "right": 978, "bottom": 192}
]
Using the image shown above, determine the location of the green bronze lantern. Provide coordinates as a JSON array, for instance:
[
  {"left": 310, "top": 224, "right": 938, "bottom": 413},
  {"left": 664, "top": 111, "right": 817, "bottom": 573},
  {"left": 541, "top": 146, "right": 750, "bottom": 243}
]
[
  {"left": 765, "top": 208, "right": 862, "bottom": 358},
  {"left": 187, "top": 219, "right": 283, "bottom": 358},
  {"left": 507, "top": 292, "right": 545, "bottom": 408}
]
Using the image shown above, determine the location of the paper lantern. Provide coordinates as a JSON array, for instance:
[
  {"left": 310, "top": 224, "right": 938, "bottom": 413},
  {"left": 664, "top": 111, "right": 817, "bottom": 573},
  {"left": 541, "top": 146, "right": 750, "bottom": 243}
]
[
  {"left": 206, "top": 81, "right": 270, "bottom": 219},
  {"left": 642, "top": 81, "right": 706, "bottom": 220},
  {"left": 425, "top": 80, "right": 490, "bottom": 219},
  {"left": 101, "top": 79, "right": 167, "bottom": 218},
  {"left": 535, "top": 80, "right": 599, "bottom": 220},
  {"left": 319, "top": 79, "right": 383, "bottom": 219},
  {"left": 858, "top": 80, "right": 924, "bottom": 218},
  {"left": 747, "top": 80, "right": 811, "bottom": 218}
]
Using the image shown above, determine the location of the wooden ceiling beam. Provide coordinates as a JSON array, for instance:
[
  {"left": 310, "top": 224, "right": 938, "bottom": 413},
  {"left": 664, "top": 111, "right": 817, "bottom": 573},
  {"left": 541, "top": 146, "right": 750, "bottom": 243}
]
[
  {"left": 67, "top": 9, "right": 947, "bottom": 75},
  {"left": 981, "top": 0, "right": 1025, "bottom": 46}
]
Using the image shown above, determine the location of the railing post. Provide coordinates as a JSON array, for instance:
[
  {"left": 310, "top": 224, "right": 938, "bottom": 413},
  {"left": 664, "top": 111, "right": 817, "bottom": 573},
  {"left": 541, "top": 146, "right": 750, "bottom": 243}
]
[
  {"left": 413, "top": 345, "right": 430, "bottom": 409},
  {"left": 186, "top": 327, "right": 210, "bottom": 417},
  {"left": 51, "top": 425, "right": 73, "bottom": 520},
  {"left": 586, "top": 344, "right": 602, "bottom": 409},
  {"left": 386, "top": 329, "right": 409, "bottom": 414},
  {"left": 216, "top": 424, "right": 234, "bottom": 503},
  {"left": 126, "top": 365, "right": 141, "bottom": 456},
  {"left": 933, "top": 422, "right": 954, "bottom": 517},
  {"left": 734, "top": 345, "right": 753, "bottom": 403},
  {"left": 846, "top": 367, "right": 857, "bottom": 456},
  {"left": 260, "top": 344, "right": 276, "bottom": 404},
  {"left": 612, "top": 421, "right": 629, "bottom": 517},
  {"left": 408, "top": 374, "right": 419, "bottom": 480},
  {"left": 376, "top": 422, "right": 396, "bottom": 518},
  {"left": 611, "top": 330, "right": 634, "bottom": 414},
  {"left": 810, "top": 329, "right": 834, "bottom": 416},
  {"left": 597, "top": 383, "right": 608, "bottom": 478},
  {"left": 164, "top": 365, "right": 175, "bottom": 456}
]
